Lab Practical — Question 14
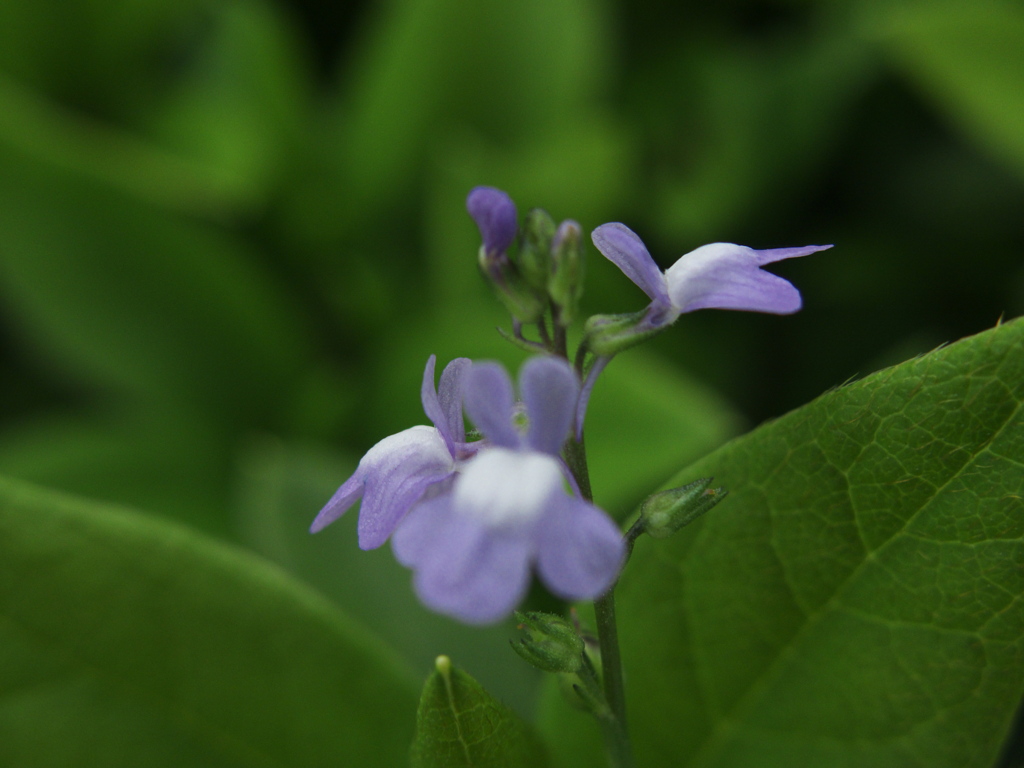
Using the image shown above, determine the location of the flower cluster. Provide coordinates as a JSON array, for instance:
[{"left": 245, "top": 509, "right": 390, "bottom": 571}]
[
  {"left": 311, "top": 186, "right": 829, "bottom": 624},
  {"left": 312, "top": 353, "right": 623, "bottom": 624}
]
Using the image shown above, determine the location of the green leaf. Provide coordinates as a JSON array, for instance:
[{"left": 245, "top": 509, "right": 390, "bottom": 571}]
[
  {"left": 542, "top": 318, "right": 1024, "bottom": 767},
  {"left": 0, "top": 143, "right": 312, "bottom": 420},
  {"left": 0, "top": 475, "right": 419, "bottom": 767},
  {"left": 411, "top": 656, "right": 548, "bottom": 768},
  {"left": 869, "top": 0, "right": 1024, "bottom": 181}
]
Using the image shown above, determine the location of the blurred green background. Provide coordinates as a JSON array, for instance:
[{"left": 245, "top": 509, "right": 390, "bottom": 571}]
[{"left": 1, "top": 0, "right": 1022, "bottom": 728}]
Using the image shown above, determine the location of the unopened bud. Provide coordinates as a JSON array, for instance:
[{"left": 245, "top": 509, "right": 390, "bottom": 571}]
[
  {"left": 518, "top": 208, "right": 556, "bottom": 292},
  {"left": 510, "top": 611, "right": 585, "bottom": 673},
  {"left": 641, "top": 478, "right": 727, "bottom": 539},
  {"left": 549, "top": 220, "right": 584, "bottom": 327}
]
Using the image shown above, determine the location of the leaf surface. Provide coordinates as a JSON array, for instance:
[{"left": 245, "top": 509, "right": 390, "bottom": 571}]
[
  {"left": 0, "top": 477, "right": 419, "bottom": 767},
  {"left": 542, "top": 318, "right": 1024, "bottom": 768},
  {"left": 411, "top": 656, "right": 548, "bottom": 768}
]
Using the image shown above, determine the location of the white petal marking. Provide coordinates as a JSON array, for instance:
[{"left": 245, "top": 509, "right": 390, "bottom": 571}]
[{"left": 454, "top": 447, "right": 563, "bottom": 528}]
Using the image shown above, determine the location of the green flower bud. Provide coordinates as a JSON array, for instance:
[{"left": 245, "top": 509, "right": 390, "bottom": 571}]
[
  {"left": 641, "top": 478, "right": 727, "bottom": 539},
  {"left": 548, "top": 220, "right": 585, "bottom": 327},
  {"left": 510, "top": 611, "right": 585, "bottom": 673},
  {"left": 518, "top": 208, "right": 557, "bottom": 293}
]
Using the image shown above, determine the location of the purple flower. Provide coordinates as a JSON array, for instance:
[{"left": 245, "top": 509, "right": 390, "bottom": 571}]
[
  {"left": 467, "top": 186, "right": 518, "bottom": 256},
  {"left": 591, "top": 222, "right": 832, "bottom": 323},
  {"left": 310, "top": 355, "right": 471, "bottom": 550},
  {"left": 392, "top": 356, "right": 625, "bottom": 624}
]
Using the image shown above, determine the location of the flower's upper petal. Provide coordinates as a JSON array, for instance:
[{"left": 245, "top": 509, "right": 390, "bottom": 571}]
[
  {"left": 309, "top": 472, "right": 364, "bottom": 533},
  {"left": 438, "top": 357, "right": 471, "bottom": 444},
  {"left": 467, "top": 186, "right": 517, "bottom": 255},
  {"left": 354, "top": 425, "right": 456, "bottom": 550},
  {"left": 464, "top": 362, "right": 521, "bottom": 448},
  {"left": 751, "top": 244, "right": 832, "bottom": 266},
  {"left": 664, "top": 242, "right": 803, "bottom": 315},
  {"left": 520, "top": 356, "right": 579, "bottom": 455},
  {"left": 536, "top": 495, "right": 624, "bottom": 600},
  {"left": 591, "top": 223, "right": 669, "bottom": 304},
  {"left": 420, "top": 355, "right": 449, "bottom": 451},
  {"left": 393, "top": 495, "right": 533, "bottom": 624},
  {"left": 421, "top": 355, "right": 470, "bottom": 453}
]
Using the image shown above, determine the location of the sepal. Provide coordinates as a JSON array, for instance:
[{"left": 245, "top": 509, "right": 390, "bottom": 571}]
[
  {"left": 640, "top": 477, "right": 727, "bottom": 539},
  {"left": 583, "top": 306, "right": 671, "bottom": 357},
  {"left": 510, "top": 611, "right": 585, "bottom": 673}
]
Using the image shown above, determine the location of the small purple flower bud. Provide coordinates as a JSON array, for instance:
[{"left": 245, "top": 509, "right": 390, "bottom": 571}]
[{"left": 467, "top": 186, "right": 518, "bottom": 256}]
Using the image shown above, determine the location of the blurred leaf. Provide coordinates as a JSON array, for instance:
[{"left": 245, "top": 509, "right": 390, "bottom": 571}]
[
  {"left": 651, "top": 30, "right": 873, "bottom": 241},
  {"left": 288, "top": 0, "right": 612, "bottom": 243},
  {"left": 0, "top": 475, "right": 419, "bottom": 767},
  {"left": 0, "top": 412, "right": 229, "bottom": 534},
  {"left": 0, "top": 0, "right": 205, "bottom": 114},
  {"left": 869, "top": 0, "right": 1024, "bottom": 181},
  {"left": 142, "top": 0, "right": 311, "bottom": 209},
  {"left": 231, "top": 437, "right": 541, "bottom": 715},
  {"left": 0, "top": 0, "right": 306, "bottom": 218},
  {"left": 0, "top": 71, "right": 260, "bottom": 216},
  {"left": 411, "top": 656, "right": 549, "bottom": 768},
  {"left": 542, "top": 318, "right": 1024, "bottom": 767},
  {"left": 0, "top": 144, "right": 313, "bottom": 421}
]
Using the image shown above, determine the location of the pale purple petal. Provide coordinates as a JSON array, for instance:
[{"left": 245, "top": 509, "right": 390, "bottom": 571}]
[
  {"left": 309, "top": 473, "right": 364, "bottom": 533},
  {"left": 437, "top": 357, "right": 471, "bottom": 443},
  {"left": 419, "top": 355, "right": 451, "bottom": 453},
  {"left": 464, "top": 362, "right": 521, "bottom": 448},
  {"left": 391, "top": 494, "right": 454, "bottom": 568},
  {"left": 467, "top": 187, "right": 517, "bottom": 255},
  {"left": 421, "top": 355, "right": 470, "bottom": 452},
  {"left": 574, "top": 355, "right": 610, "bottom": 441},
  {"left": 354, "top": 425, "right": 456, "bottom": 550},
  {"left": 591, "top": 223, "right": 669, "bottom": 304},
  {"left": 751, "top": 244, "right": 832, "bottom": 266},
  {"left": 536, "top": 496, "right": 624, "bottom": 600},
  {"left": 664, "top": 243, "right": 803, "bottom": 315},
  {"left": 520, "top": 356, "right": 579, "bottom": 455},
  {"left": 395, "top": 497, "right": 533, "bottom": 624}
]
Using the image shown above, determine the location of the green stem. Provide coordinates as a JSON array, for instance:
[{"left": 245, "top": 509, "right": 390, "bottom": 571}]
[
  {"left": 563, "top": 432, "right": 635, "bottom": 768},
  {"left": 594, "top": 588, "right": 633, "bottom": 767}
]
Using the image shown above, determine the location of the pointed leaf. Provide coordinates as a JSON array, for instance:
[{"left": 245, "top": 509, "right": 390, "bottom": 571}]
[{"left": 412, "top": 656, "right": 548, "bottom": 768}]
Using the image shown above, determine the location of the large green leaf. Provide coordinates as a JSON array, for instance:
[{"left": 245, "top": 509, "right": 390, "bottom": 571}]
[
  {"left": 0, "top": 476, "right": 419, "bottom": 767},
  {"left": 869, "top": 0, "right": 1024, "bottom": 181},
  {"left": 411, "top": 656, "right": 548, "bottom": 768},
  {"left": 542, "top": 318, "right": 1024, "bottom": 767}
]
